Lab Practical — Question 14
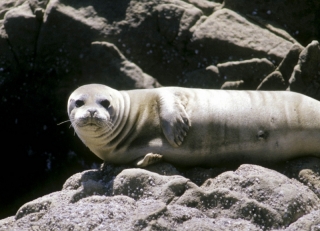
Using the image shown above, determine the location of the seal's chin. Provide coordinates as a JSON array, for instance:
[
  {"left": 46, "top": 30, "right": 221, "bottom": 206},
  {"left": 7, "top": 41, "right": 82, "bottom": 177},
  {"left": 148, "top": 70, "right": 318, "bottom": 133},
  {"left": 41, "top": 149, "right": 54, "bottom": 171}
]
[{"left": 82, "top": 123, "right": 100, "bottom": 132}]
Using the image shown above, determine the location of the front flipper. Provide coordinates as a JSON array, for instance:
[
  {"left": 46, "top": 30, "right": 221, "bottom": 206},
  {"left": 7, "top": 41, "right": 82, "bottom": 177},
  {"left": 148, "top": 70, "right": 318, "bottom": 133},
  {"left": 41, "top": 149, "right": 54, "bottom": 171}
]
[
  {"left": 134, "top": 153, "right": 163, "bottom": 167},
  {"left": 159, "top": 92, "right": 191, "bottom": 147}
]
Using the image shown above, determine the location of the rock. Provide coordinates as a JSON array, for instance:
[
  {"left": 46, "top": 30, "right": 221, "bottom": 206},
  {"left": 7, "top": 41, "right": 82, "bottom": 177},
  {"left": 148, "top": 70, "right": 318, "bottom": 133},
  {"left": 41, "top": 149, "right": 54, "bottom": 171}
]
[
  {"left": 223, "top": 0, "right": 320, "bottom": 45},
  {"left": 287, "top": 65, "right": 305, "bottom": 93},
  {"left": 299, "top": 169, "right": 320, "bottom": 197},
  {"left": 1, "top": 163, "right": 319, "bottom": 230},
  {"left": 133, "top": 1, "right": 203, "bottom": 85},
  {"left": 276, "top": 43, "right": 304, "bottom": 82},
  {"left": 3, "top": 2, "right": 41, "bottom": 73},
  {"left": 298, "top": 41, "right": 320, "bottom": 83},
  {"left": 34, "top": 0, "right": 203, "bottom": 86},
  {"left": 0, "top": 0, "right": 34, "bottom": 78},
  {"left": 35, "top": 0, "right": 118, "bottom": 81},
  {"left": 180, "top": 65, "right": 221, "bottom": 88},
  {"left": 221, "top": 80, "right": 244, "bottom": 90},
  {"left": 217, "top": 58, "right": 275, "bottom": 90},
  {"left": 288, "top": 40, "right": 320, "bottom": 99},
  {"left": 81, "top": 41, "right": 161, "bottom": 89},
  {"left": 244, "top": 15, "right": 299, "bottom": 45},
  {"left": 0, "top": 24, "right": 18, "bottom": 80},
  {"left": 281, "top": 157, "right": 320, "bottom": 198},
  {"left": 0, "top": 0, "right": 27, "bottom": 18},
  {"left": 256, "top": 71, "right": 286, "bottom": 90},
  {"left": 155, "top": 3, "right": 203, "bottom": 50},
  {"left": 176, "top": 164, "right": 320, "bottom": 229},
  {"left": 182, "top": 0, "right": 222, "bottom": 16},
  {"left": 281, "top": 210, "right": 320, "bottom": 231},
  {"left": 188, "top": 9, "right": 294, "bottom": 66}
]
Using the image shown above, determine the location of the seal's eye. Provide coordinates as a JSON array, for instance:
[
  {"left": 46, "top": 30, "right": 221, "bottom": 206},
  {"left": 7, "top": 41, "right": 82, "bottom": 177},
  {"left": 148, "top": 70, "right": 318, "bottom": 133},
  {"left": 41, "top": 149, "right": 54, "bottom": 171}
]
[
  {"left": 100, "top": 99, "right": 110, "bottom": 109},
  {"left": 75, "top": 100, "right": 85, "bottom": 108}
]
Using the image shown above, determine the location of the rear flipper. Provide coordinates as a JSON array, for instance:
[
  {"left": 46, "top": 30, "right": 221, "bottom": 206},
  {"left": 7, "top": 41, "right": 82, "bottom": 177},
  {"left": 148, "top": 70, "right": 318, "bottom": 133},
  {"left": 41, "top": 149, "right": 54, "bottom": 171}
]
[{"left": 134, "top": 153, "right": 163, "bottom": 167}]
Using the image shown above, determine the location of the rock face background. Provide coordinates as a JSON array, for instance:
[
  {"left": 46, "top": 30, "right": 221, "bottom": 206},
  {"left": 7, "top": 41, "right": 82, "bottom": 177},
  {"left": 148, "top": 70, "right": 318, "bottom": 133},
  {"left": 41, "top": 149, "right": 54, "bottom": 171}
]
[{"left": 1, "top": 0, "right": 320, "bottom": 229}]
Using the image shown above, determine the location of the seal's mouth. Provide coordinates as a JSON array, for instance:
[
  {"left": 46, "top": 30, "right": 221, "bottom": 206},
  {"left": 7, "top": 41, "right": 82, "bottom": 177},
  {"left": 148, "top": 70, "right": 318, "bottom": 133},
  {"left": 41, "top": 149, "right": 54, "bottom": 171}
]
[
  {"left": 78, "top": 117, "right": 111, "bottom": 129},
  {"left": 84, "top": 119, "right": 102, "bottom": 127},
  {"left": 72, "top": 114, "right": 113, "bottom": 132},
  {"left": 74, "top": 117, "right": 101, "bottom": 128}
]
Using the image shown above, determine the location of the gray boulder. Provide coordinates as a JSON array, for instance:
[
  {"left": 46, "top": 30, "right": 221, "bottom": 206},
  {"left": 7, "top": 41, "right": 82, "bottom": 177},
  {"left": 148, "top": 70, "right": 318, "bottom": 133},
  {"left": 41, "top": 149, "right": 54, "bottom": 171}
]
[
  {"left": 188, "top": 9, "right": 294, "bottom": 66},
  {"left": 1, "top": 163, "right": 320, "bottom": 230},
  {"left": 224, "top": 0, "right": 320, "bottom": 45}
]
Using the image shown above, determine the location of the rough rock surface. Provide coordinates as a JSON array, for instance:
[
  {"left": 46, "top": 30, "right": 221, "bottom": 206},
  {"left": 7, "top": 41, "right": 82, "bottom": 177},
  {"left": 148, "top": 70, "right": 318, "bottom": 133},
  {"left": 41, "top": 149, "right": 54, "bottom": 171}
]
[
  {"left": 1, "top": 162, "right": 320, "bottom": 230},
  {"left": 1, "top": 0, "right": 320, "bottom": 229},
  {"left": 223, "top": 0, "right": 320, "bottom": 45},
  {"left": 217, "top": 58, "right": 275, "bottom": 90},
  {"left": 288, "top": 41, "right": 320, "bottom": 99}
]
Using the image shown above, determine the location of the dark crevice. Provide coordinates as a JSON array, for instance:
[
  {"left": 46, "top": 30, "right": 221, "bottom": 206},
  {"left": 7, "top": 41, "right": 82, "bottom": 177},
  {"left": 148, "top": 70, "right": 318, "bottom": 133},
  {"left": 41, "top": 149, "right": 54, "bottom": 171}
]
[
  {"left": 4, "top": 36, "right": 21, "bottom": 73},
  {"left": 28, "top": 2, "right": 45, "bottom": 74},
  {"left": 246, "top": 14, "right": 299, "bottom": 44}
]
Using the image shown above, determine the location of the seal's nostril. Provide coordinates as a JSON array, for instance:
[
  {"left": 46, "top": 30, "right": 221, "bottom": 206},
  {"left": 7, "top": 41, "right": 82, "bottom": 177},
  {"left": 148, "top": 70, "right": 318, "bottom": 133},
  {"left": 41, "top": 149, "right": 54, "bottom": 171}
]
[{"left": 88, "top": 109, "right": 97, "bottom": 117}]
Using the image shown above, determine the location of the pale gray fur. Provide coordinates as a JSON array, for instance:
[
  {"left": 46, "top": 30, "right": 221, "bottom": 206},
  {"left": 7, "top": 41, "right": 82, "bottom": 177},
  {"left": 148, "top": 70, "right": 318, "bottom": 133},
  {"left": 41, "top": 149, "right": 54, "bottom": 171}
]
[{"left": 68, "top": 84, "right": 320, "bottom": 167}]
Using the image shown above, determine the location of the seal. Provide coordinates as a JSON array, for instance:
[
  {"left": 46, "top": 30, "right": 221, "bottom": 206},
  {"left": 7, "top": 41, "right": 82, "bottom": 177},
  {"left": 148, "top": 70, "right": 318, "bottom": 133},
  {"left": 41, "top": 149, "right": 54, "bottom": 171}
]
[{"left": 68, "top": 84, "right": 320, "bottom": 167}]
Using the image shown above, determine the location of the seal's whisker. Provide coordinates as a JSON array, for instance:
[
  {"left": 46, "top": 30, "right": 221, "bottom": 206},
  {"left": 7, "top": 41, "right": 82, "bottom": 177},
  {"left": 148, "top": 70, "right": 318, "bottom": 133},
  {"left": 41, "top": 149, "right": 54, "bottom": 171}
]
[
  {"left": 67, "top": 118, "right": 76, "bottom": 129},
  {"left": 105, "top": 121, "right": 114, "bottom": 133},
  {"left": 106, "top": 121, "right": 114, "bottom": 129},
  {"left": 57, "top": 120, "right": 72, "bottom": 125}
]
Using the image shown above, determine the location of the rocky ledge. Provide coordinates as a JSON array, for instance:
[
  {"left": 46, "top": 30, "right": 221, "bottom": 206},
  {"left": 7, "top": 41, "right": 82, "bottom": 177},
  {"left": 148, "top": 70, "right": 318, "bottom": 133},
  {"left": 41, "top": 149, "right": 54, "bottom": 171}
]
[{"left": 1, "top": 159, "right": 320, "bottom": 230}]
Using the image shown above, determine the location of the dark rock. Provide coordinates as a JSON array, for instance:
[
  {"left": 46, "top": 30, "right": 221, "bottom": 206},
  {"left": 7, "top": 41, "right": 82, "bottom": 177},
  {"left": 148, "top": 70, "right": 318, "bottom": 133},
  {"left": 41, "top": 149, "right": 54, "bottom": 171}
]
[
  {"left": 288, "top": 40, "right": 320, "bottom": 99},
  {"left": 4, "top": 2, "right": 41, "bottom": 73},
  {"left": 81, "top": 41, "right": 161, "bottom": 89},
  {"left": 188, "top": 9, "right": 294, "bottom": 66},
  {"left": 35, "top": 0, "right": 110, "bottom": 80},
  {"left": 245, "top": 15, "right": 299, "bottom": 45},
  {"left": 34, "top": 0, "right": 203, "bottom": 87},
  {"left": 0, "top": 24, "right": 18, "bottom": 80},
  {"left": 139, "top": 1, "right": 203, "bottom": 85},
  {"left": 257, "top": 71, "right": 286, "bottom": 90},
  {"left": 155, "top": 3, "right": 203, "bottom": 50},
  {"left": 276, "top": 43, "right": 304, "bottom": 82},
  {"left": 217, "top": 58, "right": 275, "bottom": 90},
  {"left": 223, "top": 0, "right": 320, "bottom": 45},
  {"left": 180, "top": 65, "right": 221, "bottom": 88},
  {"left": 298, "top": 41, "right": 320, "bottom": 83}
]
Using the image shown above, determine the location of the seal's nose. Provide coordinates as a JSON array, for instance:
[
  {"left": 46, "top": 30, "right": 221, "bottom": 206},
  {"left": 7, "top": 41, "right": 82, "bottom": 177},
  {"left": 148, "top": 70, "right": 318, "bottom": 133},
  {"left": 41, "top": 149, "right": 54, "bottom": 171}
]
[{"left": 88, "top": 109, "right": 97, "bottom": 117}]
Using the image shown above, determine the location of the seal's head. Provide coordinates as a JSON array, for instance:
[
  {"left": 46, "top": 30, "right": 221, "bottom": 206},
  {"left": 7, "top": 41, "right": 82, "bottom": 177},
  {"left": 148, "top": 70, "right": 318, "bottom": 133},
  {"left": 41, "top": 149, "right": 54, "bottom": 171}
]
[{"left": 67, "top": 84, "right": 128, "bottom": 151}]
